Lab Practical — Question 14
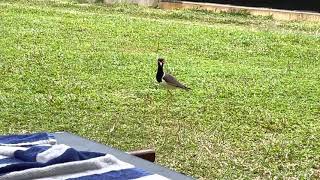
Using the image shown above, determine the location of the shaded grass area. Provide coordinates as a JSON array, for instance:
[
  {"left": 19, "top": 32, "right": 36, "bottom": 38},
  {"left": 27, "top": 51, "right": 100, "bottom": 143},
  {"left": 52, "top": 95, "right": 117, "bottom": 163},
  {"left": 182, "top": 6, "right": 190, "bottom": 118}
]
[{"left": 1, "top": 0, "right": 320, "bottom": 178}]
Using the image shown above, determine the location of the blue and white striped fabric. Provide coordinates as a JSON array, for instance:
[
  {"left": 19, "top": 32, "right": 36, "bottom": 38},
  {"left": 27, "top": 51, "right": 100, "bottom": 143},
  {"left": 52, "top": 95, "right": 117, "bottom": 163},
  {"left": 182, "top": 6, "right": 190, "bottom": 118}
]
[{"left": 0, "top": 133, "right": 168, "bottom": 180}]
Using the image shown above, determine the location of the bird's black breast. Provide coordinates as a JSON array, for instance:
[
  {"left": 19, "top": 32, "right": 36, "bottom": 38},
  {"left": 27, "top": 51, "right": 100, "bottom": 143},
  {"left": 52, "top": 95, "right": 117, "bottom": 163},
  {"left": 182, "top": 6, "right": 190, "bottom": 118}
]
[{"left": 156, "top": 71, "right": 163, "bottom": 83}]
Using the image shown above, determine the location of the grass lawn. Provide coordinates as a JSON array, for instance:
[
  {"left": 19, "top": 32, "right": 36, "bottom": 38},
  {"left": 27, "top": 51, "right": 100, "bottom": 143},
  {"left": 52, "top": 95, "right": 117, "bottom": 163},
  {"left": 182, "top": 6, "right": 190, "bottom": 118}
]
[{"left": 1, "top": 0, "right": 320, "bottom": 178}]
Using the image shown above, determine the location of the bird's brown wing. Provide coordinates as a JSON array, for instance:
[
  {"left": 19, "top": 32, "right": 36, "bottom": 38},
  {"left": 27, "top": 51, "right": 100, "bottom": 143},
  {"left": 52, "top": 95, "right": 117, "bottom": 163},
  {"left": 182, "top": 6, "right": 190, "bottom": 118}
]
[{"left": 163, "top": 73, "right": 190, "bottom": 90}]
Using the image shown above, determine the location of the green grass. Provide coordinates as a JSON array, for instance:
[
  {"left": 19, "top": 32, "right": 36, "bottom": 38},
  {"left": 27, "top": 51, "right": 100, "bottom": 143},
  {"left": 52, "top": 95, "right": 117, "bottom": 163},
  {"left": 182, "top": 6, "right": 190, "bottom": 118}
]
[{"left": 1, "top": 0, "right": 320, "bottom": 178}]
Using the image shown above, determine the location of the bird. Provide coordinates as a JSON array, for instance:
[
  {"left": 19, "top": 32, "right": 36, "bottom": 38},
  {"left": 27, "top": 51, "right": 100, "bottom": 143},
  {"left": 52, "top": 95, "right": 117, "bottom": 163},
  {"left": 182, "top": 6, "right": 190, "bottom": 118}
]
[{"left": 156, "top": 58, "right": 191, "bottom": 92}]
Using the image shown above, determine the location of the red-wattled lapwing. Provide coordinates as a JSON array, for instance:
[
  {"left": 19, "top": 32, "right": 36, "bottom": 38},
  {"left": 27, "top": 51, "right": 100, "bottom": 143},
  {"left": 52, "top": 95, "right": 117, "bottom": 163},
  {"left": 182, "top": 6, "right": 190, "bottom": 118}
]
[
  {"left": 156, "top": 58, "right": 190, "bottom": 94},
  {"left": 156, "top": 58, "right": 190, "bottom": 143}
]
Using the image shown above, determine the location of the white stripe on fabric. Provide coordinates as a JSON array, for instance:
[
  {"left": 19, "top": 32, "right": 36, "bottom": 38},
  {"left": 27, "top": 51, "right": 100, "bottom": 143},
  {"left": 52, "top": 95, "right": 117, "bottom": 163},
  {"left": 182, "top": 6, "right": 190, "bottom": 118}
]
[
  {"left": 1, "top": 154, "right": 134, "bottom": 180},
  {"left": 0, "top": 164, "right": 9, "bottom": 168},
  {"left": 39, "top": 154, "right": 135, "bottom": 180},
  {"left": 132, "top": 174, "right": 170, "bottom": 180},
  {"left": 0, "top": 150, "right": 20, "bottom": 168},
  {"left": 0, "top": 154, "right": 22, "bottom": 168},
  {"left": 0, "top": 139, "right": 57, "bottom": 147},
  {"left": 0, "top": 146, "right": 27, "bottom": 157},
  {"left": 0, "top": 155, "right": 8, "bottom": 159},
  {"left": 36, "top": 144, "right": 70, "bottom": 163}
]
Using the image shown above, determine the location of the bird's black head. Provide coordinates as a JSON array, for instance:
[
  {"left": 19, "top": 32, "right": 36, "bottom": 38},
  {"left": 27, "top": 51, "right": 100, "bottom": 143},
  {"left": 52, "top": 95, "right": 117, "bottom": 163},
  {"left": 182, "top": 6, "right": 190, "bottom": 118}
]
[{"left": 158, "top": 58, "right": 165, "bottom": 67}]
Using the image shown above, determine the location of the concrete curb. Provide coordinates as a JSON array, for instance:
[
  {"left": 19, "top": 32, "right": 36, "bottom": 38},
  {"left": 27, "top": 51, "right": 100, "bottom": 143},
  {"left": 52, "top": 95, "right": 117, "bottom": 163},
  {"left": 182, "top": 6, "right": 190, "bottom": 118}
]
[{"left": 159, "top": 1, "right": 320, "bottom": 21}]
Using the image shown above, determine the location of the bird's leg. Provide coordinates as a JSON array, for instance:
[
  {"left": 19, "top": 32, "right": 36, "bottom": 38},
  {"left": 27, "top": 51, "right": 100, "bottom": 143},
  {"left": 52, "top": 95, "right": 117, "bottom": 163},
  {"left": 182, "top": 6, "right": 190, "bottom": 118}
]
[
  {"left": 167, "top": 89, "right": 172, "bottom": 96},
  {"left": 168, "top": 90, "right": 175, "bottom": 103}
]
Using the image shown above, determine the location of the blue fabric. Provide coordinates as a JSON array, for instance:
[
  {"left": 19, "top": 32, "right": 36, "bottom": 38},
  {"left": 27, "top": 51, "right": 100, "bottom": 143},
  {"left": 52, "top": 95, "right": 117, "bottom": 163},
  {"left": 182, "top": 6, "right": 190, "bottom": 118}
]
[
  {"left": 0, "top": 132, "right": 160, "bottom": 179},
  {"left": 0, "top": 147, "right": 105, "bottom": 174},
  {"left": 0, "top": 133, "right": 51, "bottom": 145},
  {"left": 0, "top": 158, "right": 24, "bottom": 165},
  {"left": 0, "top": 133, "right": 104, "bottom": 175},
  {"left": 14, "top": 146, "right": 50, "bottom": 162}
]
